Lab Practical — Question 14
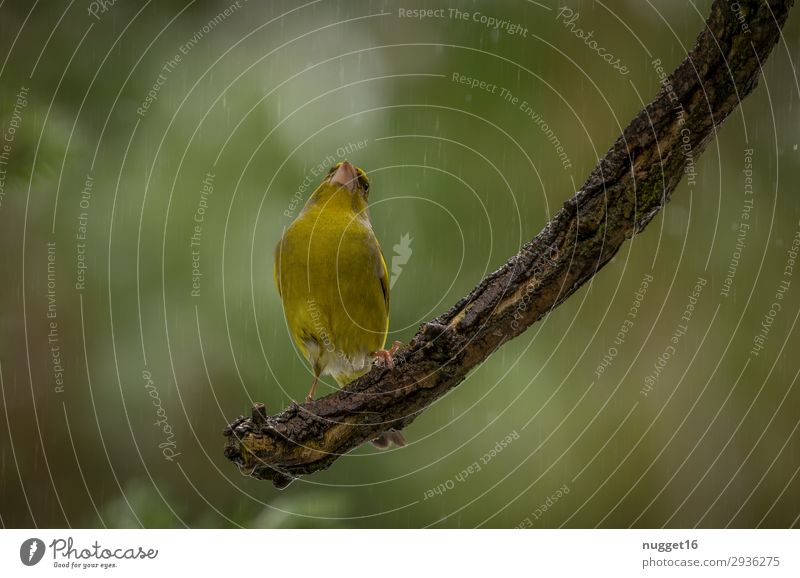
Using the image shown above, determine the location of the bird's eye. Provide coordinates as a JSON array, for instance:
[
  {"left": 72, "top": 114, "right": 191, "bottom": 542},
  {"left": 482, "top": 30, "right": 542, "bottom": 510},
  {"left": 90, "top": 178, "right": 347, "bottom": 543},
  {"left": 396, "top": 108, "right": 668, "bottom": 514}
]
[{"left": 356, "top": 169, "right": 369, "bottom": 195}]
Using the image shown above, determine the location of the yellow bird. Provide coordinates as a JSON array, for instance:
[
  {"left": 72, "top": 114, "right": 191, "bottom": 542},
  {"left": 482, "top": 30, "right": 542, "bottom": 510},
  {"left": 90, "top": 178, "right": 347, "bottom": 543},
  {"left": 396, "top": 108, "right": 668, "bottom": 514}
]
[{"left": 274, "top": 160, "right": 405, "bottom": 448}]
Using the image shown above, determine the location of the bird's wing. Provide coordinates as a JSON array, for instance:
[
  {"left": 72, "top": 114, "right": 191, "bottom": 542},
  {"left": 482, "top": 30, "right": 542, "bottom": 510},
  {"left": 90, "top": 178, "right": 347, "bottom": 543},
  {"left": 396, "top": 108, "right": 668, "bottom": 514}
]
[
  {"left": 374, "top": 242, "right": 390, "bottom": 312},
  {"left": 273, "top": 237, "right": 283, "bottom": 299}
]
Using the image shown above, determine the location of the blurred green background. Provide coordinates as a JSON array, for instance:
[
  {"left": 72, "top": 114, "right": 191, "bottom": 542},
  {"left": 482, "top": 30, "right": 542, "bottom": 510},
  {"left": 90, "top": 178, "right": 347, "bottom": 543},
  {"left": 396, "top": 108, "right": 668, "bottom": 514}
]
[{"left": 1, "top": 0, "right": 799, "bottom": 528}]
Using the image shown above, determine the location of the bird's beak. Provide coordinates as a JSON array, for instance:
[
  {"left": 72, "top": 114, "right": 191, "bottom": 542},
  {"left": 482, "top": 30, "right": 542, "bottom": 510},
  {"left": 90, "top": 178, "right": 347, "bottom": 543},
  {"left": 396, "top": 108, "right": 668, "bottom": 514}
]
[{"left": 329, "top": 160, "right": 357, "bottom": 192}]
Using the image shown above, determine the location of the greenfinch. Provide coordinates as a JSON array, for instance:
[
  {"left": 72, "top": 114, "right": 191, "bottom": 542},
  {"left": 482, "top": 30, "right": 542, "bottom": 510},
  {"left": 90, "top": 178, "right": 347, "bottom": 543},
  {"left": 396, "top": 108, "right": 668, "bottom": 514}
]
[{"left": 274, "top": 160, "right": 405, "bottom": 448}]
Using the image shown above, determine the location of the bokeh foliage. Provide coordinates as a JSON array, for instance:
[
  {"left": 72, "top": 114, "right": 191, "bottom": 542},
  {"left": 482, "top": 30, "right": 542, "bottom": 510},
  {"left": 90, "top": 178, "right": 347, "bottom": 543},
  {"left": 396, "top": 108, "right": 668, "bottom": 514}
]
[{"left": 1, "top": 0, "right": 799, "bottom": 528}]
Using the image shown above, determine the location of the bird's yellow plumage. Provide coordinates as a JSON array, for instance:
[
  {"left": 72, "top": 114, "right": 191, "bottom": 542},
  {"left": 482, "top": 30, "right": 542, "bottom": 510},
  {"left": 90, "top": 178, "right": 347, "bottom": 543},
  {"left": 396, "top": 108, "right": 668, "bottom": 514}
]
[
  {"left": 274, "top": 161, "right": 390, "bottom": 385},
  {"left": 274, "top": 160, "right": 405, "bottom": 447}
]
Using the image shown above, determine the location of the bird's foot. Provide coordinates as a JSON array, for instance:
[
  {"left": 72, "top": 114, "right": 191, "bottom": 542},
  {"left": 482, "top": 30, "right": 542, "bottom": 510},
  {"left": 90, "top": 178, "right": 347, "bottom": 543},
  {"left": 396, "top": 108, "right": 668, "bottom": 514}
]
[
  {"left": 371, "top": 340, "right": 403, "bottom": 369},
  {"left": 370, "top": 429, "right": 407, "bottom": 449},
  {"left": 304, "top": 375, "right": 319, "bottom": 403}
]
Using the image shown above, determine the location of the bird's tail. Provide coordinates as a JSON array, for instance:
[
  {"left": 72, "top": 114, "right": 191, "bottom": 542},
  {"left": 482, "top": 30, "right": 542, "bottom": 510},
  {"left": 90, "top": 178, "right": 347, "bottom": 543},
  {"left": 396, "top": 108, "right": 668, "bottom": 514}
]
[{"left": 370, "top": 429, "right": 406, "bottom": 449}]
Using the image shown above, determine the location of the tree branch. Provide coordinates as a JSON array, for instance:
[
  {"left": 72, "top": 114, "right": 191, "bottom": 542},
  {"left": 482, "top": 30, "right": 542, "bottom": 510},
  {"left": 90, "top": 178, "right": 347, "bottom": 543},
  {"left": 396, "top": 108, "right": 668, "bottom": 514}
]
[{"left": 224, "top": 0, "right": 794, "bottom": 487}]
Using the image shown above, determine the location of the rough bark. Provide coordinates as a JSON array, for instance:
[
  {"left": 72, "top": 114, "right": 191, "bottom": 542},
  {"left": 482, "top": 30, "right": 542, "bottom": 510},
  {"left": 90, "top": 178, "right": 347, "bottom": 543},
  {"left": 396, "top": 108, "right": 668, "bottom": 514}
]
[{"left": 224, "top": 0, "right": 794, "bottom": 487}]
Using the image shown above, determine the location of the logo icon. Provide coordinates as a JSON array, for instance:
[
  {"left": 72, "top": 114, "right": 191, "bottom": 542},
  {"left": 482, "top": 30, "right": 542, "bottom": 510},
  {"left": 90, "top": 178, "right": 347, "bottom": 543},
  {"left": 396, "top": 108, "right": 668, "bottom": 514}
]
[
  {"left": 390, "top": 233, "right": 413, "bottom": 289},
  {"left": 20, "top": 538, "right": 45, "bottom": 566}
]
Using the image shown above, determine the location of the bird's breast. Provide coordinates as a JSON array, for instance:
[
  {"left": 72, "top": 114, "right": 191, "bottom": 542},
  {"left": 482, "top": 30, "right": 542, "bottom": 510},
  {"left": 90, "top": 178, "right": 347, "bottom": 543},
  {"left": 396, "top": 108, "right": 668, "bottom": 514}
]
[{"left": 276, "top": 209, "right": 388, "bottom": 374}]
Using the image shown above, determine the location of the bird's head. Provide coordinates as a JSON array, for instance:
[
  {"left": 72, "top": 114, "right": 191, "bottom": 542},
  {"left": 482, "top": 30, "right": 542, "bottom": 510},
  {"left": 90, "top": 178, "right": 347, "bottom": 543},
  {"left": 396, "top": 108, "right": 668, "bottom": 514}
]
[{"left": 324, "top": 160, "right": 370, "bottom": 202}]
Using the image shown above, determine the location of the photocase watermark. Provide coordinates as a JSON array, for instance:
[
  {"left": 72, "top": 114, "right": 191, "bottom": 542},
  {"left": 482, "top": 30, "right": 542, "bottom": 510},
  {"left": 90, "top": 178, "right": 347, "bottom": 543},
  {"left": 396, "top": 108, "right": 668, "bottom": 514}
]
[
  {"left": 750, "top": 219, "right": 798, "bottom": 357},
  {"left": 0, "top": 85, "right": 30, "bottom": 210},
  {"left": 652, "top": 58, "right": 697, "bottom": 187},
  {"left": 306, "top": 297, "right": 343, "bottom": 361},
  {"left": 137, "top": 1, "right": 245, "bottom": 117},
  {"left": 451, "top": 72, "right": 572, "bottom": 170},
  {"left": 19, "top": 538, "right": 46, "bottom": 566},
  {"left": 423, "top": 430, "right": 519, "bottom": 500},
  {"left": 641, "top": 276, "right": 707, "bottom": 397},
  {"left": 678, "top": 128, "right": 697, "bottom": 187},
  {"left": 87, "top": 0, "right": 117, "bottom": 21},
  {"left": 190, "top": 172, "right": 214, "bottom": 297},
  {"left": 142, "top": 369, "right": 180, "bottom": 462},
  {"left": 284, "top": 139, "right": 369, "bottom": 219},
  {"left": 720, "top": 149, "right": 755, "bottom": 298},
  {"left": 595, "top": 272, "right": 654, "bottom": 378},
  {"left": 515, "top": 484, "right": 571, "bottom": 527},
  {"left": 390, "top": 233, "right": 413, "bottom": 289},
  {"left": 398, "top": 8, "right": 529, "bottom": 37},
  {"left": 75, "top": 174, "right": 94, "bottom": 291},
  {"left": 47, "top": 537, "right": 158, "bottom": 569},
  {"left": 46, "top": 241, "right": 65, "bottom": 394},
  {"left": 728, "top": 1, "right": 752, "bottom": 34},
  {"left": 21, "top": 535, "right": 158, "bottom": 569},
  {"left": 555, "top": 7, "right": 629, "bottom": 76}
]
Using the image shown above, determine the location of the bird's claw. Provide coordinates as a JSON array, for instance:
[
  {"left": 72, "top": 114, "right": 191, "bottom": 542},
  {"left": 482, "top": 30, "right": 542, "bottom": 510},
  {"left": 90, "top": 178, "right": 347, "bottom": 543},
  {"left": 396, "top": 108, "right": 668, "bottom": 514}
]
[
  {"left": 372, "top": 349, "right": 394, "bottom": 369},
  {"left": 370, "top": 429, "right": 407, "bottom": 449},
  {"left": 372, "top": 341, "right": 403, "bottom": 369}
]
